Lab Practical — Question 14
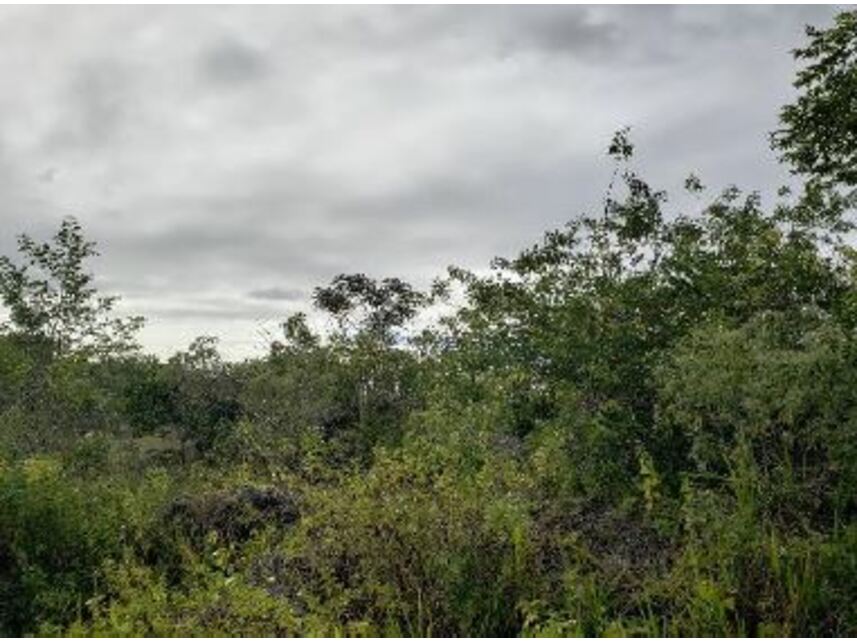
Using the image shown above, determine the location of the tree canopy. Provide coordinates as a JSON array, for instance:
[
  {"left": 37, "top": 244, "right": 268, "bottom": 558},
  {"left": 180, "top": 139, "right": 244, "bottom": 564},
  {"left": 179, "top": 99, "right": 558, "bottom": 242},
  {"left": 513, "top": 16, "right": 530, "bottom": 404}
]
[
  {"left": 773, "top": 9, "right": 857, "bottom": 188},
  {"left": 0, "top": 217, "right": 143, "bottom": 358}
]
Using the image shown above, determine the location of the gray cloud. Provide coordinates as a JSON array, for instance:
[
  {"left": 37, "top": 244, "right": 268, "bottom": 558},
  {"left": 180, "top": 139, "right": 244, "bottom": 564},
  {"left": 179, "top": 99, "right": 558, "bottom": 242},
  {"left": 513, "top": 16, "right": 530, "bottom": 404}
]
[
  {"left": 58, "top": 60, "right": 132, "bottom": 149},
  {"left": 247, "top": 287, "right": 305, "bottom": 302},
  {"left": 0, "top": 5, "right": 843, "bottom": 358},
  {"left": 199, "top": 38, "right": 269, "bottom": 85}
]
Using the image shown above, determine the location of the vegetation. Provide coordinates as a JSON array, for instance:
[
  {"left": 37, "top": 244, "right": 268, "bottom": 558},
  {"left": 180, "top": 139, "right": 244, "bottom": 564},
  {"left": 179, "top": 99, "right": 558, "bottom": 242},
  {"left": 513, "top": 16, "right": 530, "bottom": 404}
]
[{"left": 2, "top": 11, "right": 857, "bottom": 637}]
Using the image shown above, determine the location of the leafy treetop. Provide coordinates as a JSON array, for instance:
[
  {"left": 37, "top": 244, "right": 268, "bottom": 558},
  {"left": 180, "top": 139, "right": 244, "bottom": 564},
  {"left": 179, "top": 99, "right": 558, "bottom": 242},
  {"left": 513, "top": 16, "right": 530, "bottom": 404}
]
[
  {"left": 0, "top": 217, "right": 144, "bottom": 358},
  {"left": 772, "top": 10, "right": 857, "bottom": 188}
]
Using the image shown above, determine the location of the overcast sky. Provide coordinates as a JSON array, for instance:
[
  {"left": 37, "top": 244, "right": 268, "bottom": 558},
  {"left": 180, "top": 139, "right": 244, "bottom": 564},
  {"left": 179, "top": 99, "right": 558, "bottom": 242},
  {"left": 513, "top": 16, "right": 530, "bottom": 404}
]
[{"left": 0, "top": 5, "right": 841, "bottom": 358}]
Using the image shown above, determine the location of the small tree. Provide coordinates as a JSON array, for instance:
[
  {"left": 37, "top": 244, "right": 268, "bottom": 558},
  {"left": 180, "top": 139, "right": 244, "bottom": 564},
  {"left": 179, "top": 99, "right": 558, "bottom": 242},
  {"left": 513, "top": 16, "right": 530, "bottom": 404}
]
[
  {"left": 0, "top": 217, "right": 143, "bottom": 358},
  {"left": 313, "top": 273, "right": 426, "bottom": 344}
]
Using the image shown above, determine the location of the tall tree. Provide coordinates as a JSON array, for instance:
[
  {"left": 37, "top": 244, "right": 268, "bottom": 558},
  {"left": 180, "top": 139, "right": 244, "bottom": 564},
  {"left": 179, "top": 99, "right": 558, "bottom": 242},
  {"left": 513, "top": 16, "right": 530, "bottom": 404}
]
[
  {"left": 0, "top": 217, "right": 143, "bottom": 357},
  {"left": 313, "top": 273, "right": 426, "bottom": 343}
]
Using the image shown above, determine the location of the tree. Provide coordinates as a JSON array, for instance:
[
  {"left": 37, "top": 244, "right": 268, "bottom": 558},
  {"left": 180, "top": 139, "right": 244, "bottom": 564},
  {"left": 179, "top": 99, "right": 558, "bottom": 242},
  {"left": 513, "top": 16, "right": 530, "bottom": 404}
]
[
  {"left": 0, "top": 217, "right": 143, "bottom": 358},
  {"left": 313, "top": 273, "right": 426, "bottom": 343},
  {"left": 772, "top": 10, "right": 857, "bottom": 188},
  {"left": 166, "top": 336, "right": 242, "bottom": 450}
]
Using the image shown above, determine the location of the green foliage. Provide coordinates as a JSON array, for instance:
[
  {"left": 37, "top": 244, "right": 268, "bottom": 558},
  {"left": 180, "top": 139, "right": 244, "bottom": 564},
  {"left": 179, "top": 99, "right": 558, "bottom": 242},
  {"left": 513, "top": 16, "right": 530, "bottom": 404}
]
[
  {"left": 0, "top": 217, "right": 143, "bottom": 358},
  {"left": 164, "top": 336, "right": 242, "bottom": 452},
  {"left": 0, "top": 457, "right": 171, "bottom": 636},
  {"left": 276, "top": 433, "right": 536, "bottom": 637},
  {"left": 313, "top": 273, "right": 427, "bottom": 343},
  {"left": 66, "top": 560, "right": 302, "bottom": 637},
  {"left": 773, "top": 10, "right": 857, "bottom": 188},
  {"left": 657, "top": 312, "right": 857, "bottom": 530}
]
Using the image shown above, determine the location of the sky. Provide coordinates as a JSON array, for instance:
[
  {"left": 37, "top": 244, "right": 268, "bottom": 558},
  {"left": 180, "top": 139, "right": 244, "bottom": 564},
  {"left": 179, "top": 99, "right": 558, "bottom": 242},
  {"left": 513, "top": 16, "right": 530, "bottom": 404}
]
[{"left": 0, "top": 5, "right": 842, "bottom": 358}]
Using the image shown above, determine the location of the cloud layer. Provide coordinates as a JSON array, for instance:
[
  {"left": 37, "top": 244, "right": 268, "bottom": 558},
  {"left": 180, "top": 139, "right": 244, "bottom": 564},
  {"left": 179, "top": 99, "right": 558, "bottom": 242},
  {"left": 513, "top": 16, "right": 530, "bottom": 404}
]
[{"left": 0, "top": 5, "right": 840, "bottom": 357}]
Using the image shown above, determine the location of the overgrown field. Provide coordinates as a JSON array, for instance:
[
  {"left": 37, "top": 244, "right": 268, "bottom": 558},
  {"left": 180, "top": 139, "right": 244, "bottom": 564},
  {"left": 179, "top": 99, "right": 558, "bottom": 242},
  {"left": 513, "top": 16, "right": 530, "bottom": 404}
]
[{"left": 2, "top": 11, "right": 857, "bottom": 637}]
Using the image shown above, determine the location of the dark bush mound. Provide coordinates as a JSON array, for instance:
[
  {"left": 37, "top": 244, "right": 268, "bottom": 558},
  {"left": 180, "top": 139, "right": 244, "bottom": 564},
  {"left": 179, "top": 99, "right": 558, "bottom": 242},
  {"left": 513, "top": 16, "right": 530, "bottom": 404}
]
[{"left": 162, "top": 486, "right": 300, "bottom": 543}]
